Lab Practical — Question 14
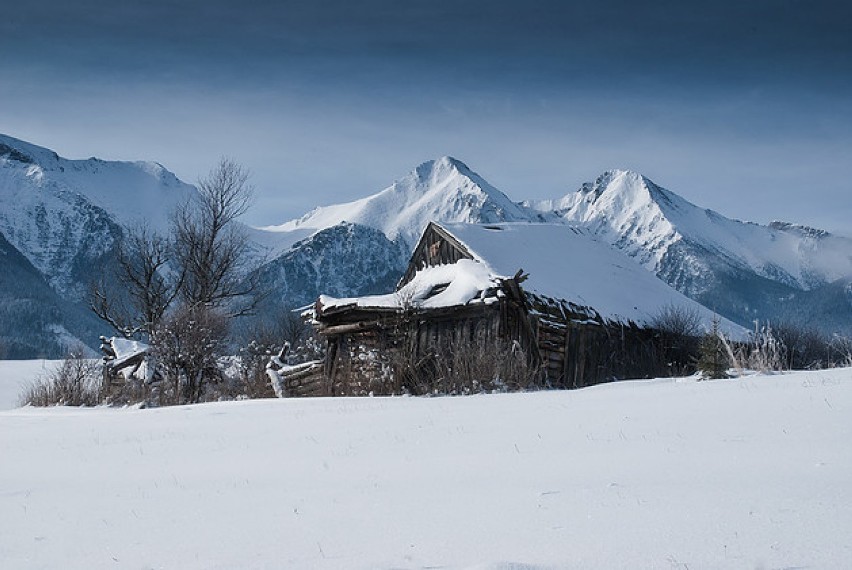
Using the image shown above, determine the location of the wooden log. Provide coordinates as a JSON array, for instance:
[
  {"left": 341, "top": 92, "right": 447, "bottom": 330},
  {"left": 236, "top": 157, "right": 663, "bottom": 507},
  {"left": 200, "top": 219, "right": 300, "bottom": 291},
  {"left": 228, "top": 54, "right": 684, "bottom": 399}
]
[
  {"left": 318, "top": 321, "right": 378, "bottom": 335},
  {"left": 278, "top": 362, "right": 323, "bottom": 381}
]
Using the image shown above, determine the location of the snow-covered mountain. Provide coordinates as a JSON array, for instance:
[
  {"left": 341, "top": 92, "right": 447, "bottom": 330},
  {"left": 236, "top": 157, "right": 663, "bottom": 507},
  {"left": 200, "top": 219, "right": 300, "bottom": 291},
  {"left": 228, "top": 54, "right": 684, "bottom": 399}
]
[
  {"left": 264, "top": 156, "right": 539, "bottom": 247},
  {"left": 0, "top": 134, "right": 198, "bottom": 355},
  {"left": 0, "top": 134, "right": 195, "bottom": 232},
  {"left": 527, "top": 170, "right": 852, "bottom": 332},
  {"left": 0, "top": 134, "right": 197, "bottom": 298}
]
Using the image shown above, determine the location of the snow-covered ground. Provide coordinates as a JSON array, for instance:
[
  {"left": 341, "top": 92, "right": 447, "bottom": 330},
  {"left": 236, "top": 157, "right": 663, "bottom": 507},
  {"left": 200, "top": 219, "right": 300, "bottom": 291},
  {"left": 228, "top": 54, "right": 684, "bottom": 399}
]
[{"left": 1, "top": 365, "right": 850, "bottom": 569}]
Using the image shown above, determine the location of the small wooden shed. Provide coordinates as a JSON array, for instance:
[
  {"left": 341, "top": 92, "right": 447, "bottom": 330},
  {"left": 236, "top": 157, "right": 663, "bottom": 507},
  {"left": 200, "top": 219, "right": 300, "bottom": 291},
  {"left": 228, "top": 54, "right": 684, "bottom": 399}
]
[{"left": 309, "top": 221, "right": 725, "bottom": 396}]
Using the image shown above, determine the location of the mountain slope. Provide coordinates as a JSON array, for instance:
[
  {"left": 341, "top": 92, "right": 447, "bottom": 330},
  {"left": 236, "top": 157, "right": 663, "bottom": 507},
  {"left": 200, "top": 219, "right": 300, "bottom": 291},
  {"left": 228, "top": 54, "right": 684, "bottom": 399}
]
[
  {"left": 0, "top": 231, "right": 102, "bottom": 357},
  {"left": 527, "top": 170, "right": 852, "bottom": 333}
]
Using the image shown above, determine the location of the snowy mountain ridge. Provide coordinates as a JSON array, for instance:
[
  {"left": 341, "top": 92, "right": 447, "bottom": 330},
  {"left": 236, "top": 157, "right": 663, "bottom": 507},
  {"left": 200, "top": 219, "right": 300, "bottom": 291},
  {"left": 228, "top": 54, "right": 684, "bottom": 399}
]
[
  {"left": 0, "top": 133, "right": 196, "bottom": 235},
  {"left": 263, "top": 156, "right": 538, "bottom": 246},
  {"left": 527, "top": 169, "right": 852, "bottom": 292}
]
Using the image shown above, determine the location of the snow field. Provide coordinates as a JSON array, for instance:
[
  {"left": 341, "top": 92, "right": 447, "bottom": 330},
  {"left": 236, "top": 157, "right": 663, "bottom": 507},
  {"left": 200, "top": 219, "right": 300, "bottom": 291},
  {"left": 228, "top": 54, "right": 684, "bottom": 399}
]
[
  {"left": 0, "top": 359, "right": 55, "bottom": 410},
  {"left": 0, "top": 367, "right": 850, "bottom": 569}
]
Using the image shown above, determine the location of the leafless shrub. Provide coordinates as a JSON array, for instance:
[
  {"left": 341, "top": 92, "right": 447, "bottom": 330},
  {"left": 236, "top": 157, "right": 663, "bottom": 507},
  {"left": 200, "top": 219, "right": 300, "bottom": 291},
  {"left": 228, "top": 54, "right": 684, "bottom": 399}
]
[
  {"left": 742, "top": 321, "right": 787, "bottom": 372},
  {"left": 650, "top": 304, "right": 702, "bottom": 376},
  {"left": 150, "top": 303, "right": 228, "bottom": 404},
  {"left": 773, "top": 322, "right": 828, "bottom": 369},
  {"left": 651, "top": 303, "right": 702, "bottom": 337},
  {"left": 830, "top": 334, "right": 852, "bottom": 368},
  {"left": 20, "top": 349, "right": 101, "bottom": 406},
  {"left": 443, "top": 337, "right": 538, "bottom": 393},
  {"left": 390, "top": 335, "right": 540, "bottom": 396}
]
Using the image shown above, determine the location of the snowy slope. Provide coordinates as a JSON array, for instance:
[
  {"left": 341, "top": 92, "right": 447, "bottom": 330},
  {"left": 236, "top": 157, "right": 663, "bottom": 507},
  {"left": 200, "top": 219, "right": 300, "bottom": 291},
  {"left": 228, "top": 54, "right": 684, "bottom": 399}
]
[
  {"left": 1, "top": 365, "right": 850, "bottom": 569},
  {"left": 264, "top": 156, "right": 538, "bottom": 246},
  {"left": 0, "top": 231, "right": 95, "bottom": 357},
  {"left": 0, "top": 134, "right": 197, "bottom": 298},
  {"left": 0, "top": 134, "right": 204, "bottom": 357}
]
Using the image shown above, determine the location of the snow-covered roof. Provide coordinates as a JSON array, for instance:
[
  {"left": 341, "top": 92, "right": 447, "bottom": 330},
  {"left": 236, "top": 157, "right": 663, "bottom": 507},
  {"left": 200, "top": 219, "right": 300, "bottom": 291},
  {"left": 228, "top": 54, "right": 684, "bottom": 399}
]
[
  {"left": 319, "top": 221, "right": 745, "bottom": 337},
  {"left": 107, "top": 337, "right": 150, "bottom": 369},
  {"left": 442, "top": 222, "right": 744, "bottom": 334},
  {"left": 319, "top": 258, "right": 501, "bottom": 313}
]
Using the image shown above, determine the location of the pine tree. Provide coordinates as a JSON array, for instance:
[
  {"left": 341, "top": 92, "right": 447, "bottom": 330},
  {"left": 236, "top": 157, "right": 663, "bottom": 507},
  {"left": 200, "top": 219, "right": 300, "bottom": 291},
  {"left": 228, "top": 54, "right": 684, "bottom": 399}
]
[{"left": 697, "top": 315, "right": 729, "bottom": 379}]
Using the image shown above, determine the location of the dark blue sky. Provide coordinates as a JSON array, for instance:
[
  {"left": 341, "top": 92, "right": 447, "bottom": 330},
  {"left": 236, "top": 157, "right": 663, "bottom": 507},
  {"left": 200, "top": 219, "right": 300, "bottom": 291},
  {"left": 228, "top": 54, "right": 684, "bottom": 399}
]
[{"left": 2, "top": 1, "right": 850, "bottom": 232}]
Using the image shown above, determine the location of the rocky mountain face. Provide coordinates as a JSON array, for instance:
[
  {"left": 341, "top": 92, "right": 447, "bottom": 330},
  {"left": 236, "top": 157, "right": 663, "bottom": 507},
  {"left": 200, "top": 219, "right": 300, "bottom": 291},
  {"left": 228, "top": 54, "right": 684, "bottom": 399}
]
[{"left": 253, "top": 222, "right": 409, "bottom": 312}]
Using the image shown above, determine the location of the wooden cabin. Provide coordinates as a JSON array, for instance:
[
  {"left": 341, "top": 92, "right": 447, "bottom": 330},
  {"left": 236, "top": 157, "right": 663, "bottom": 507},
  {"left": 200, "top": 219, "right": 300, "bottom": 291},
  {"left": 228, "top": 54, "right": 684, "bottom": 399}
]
[{"left": 305, "top": 221, "right": 733, "bottom": 396}]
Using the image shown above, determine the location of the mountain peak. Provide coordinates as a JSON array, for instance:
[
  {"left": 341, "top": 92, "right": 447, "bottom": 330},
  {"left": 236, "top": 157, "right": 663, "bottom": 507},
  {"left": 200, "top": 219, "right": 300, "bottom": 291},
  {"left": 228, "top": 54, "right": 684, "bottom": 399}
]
[
  {"left": 266, "top": 156, "right": 535, "bottom": 243},
  {"left": 420, "top": 155, "right": 468, "bottom": 171},
  {"left": 410, "top": 156, "right": 478, "bottom": 187},
  {"left": 579, "top": 169, "right": 655, "bottom": 199}
]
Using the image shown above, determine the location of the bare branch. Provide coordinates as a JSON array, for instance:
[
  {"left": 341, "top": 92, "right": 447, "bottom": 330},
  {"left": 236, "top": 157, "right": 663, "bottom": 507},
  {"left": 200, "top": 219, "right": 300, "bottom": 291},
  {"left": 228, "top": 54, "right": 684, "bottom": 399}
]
[
  {"left": 172, "top": 157, "right": 259, "bottom": 315},
  {"left": 89, "top": 224, "right": 180, "bottom": 337}
]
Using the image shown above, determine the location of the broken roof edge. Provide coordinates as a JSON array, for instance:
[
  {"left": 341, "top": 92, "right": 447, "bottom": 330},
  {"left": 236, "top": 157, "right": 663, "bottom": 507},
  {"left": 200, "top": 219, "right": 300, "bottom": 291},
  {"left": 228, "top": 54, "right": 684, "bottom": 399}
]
[{"left": 317, "top": 257, "right": 507, "bottom": 318}]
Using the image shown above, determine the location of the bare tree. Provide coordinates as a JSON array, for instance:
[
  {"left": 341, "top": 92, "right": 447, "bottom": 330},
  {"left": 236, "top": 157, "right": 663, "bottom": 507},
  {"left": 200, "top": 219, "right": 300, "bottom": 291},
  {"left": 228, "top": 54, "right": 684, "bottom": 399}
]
[
  {"left": 92, "top": 158, "right": 260, "bottom": 334},
  {"left": 172, "top": 157, "right": 261, "bottom": 315},
  {"left": 88, "top": 158, "right": 266, "bottom": 406},
  {"left": 91, "top": 224, "right": 181, "bottom": 338}
]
